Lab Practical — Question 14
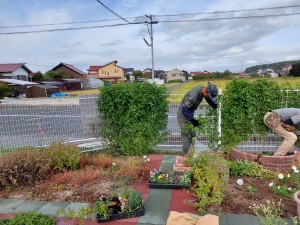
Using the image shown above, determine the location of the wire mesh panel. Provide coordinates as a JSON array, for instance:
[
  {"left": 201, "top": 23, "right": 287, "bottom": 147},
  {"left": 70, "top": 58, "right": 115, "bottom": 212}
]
[
  {"left": 0, "top": 95, "right": 101, "bottom": 154},
  {"left": 0, "top": 89, "right": 299, "bottom": 154}
]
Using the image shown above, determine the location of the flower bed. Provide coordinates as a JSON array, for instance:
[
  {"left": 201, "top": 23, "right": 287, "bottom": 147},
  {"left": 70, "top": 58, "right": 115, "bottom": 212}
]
[{"left": 148, "top": 169, "right": 191, "bottom": 189}]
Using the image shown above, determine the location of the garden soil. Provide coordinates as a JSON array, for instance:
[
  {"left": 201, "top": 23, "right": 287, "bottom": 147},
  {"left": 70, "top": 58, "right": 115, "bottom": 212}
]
[{"left": 0, "top": 156, "right": 297, "bottom": 219}]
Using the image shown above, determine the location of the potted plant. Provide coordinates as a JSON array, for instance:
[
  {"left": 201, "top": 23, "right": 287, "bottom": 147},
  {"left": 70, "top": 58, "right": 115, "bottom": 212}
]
[
  {"left": 95, "top": 189, "right": 145, "bottom": 223},
  {"left": 148, "top": 169, "right": 192, "bottom": 189}
]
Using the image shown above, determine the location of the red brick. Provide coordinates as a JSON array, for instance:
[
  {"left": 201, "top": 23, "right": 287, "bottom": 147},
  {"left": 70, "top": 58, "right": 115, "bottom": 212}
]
[{"left": 230, "top": 149, "right": 258, "bottom": 162}]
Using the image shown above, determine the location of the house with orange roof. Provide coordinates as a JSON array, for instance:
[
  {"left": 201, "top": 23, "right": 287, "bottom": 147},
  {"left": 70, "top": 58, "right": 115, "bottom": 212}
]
[{"left": 87, "top": 60, "right": 125, "bottom": 83}]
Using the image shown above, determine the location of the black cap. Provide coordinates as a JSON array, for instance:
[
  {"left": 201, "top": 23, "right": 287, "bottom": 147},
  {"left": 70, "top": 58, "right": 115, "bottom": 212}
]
[{"left": 207, "top": 82, "right": 218, "bottom": 101}]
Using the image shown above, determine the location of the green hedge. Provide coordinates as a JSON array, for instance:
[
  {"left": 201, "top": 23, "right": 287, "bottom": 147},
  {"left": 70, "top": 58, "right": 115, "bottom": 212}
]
[
  {"left": 98, "top": 83, "right": 169, "bottom": 155},
  {"left": 221, "top": 78, "right": 300, "bottom": 151}
]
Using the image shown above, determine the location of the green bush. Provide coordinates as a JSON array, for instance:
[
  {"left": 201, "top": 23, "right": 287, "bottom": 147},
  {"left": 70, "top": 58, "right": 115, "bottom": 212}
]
[
  {"left": 0, "top": 83, "right": 12, "bottom": 99},
  {"left": 46, "top": 142, "right": 81, "bottom": 171},
  {"left": 5, "top": 212, "right": 56, "bottom": 225},
  {"left": 98, "top": 82, "right": 169, "bottom": 155},
  {"left": 0, "top": 149, "right": 51, "bottom": 189},
  {"left": 189, "top": 151, "right": 229, "bottom": 214},
  {"left": 221, "top": 79, "right": 282, "bottom": 151},
  {"left": 230, "top": 160, "right": 275, "bottom": 178},
  {"left": 167, "top": 79, "right": 184, "bottom": 83},
  {"left": 120, "top": 189, "right": 143, "bottom": 212}
]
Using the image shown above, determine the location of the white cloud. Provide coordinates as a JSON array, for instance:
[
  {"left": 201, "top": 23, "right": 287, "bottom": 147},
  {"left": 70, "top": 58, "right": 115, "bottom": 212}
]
[{"left": 0, "top": 0, "right": 300, "bottom": 73}]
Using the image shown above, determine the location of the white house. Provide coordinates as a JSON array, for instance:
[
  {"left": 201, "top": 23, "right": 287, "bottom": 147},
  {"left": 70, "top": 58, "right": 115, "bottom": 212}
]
[
  {"left": 166, "top": 68, "right": 184, "bottom": 82},
  {"left": 0, "top": 63, "right": 33, "bottom": 81}
]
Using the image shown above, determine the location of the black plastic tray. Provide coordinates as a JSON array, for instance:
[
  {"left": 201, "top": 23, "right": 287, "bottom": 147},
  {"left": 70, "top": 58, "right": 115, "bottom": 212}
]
[
  {"left": 148, "top": 182, "right": 190, "bottom": 189},
  {"left": 96, "top": 207, "right": 145, "bottom": 223}
]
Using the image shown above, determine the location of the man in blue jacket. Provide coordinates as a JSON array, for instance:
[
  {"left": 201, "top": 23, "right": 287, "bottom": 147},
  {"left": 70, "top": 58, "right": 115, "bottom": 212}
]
[{"left": 177, "top": 82, "right": 218, "bottom": 155}]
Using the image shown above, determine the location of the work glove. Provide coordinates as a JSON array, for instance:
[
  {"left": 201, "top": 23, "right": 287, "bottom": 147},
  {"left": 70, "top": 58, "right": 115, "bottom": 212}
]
[
  {"left": 205, "top": 97, "right": 217, "bottom": 109},
  {"left": 281, "top": 122, "right": 296, "bottom": 132},
  {"left": 191, "top": 118, "right": 199, "bottom": 127}
]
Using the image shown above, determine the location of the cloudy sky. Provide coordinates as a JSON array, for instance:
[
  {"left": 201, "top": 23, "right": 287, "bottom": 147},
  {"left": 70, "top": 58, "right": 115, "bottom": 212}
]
[{"left": 0, "top": 0, "right": 300, "bottom": 74}]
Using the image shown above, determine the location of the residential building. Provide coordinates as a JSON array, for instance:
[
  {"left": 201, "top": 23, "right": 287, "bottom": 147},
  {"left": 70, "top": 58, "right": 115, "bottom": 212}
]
[
  {"left": 281, "top": 65, "right": 292, "bottom": 77},
  {"left": 0, "top": 63, "right": 33, "bottom": 81},
  {"left": 190, "top": 70, "right": 211, "bottom": 76},
  {"left": 166, "top": 68, "right": 184, "bottom": 81},
  {"left": 143, "top": 68, "right": 166, "bottom": 79},
  {"left": 87, "top": 60, "right": 125, "bottom": 83},
  {"left": 257, "top": 68, "right": 278, "bottom": 78},
  {"left": 51, "top": 62, "right": 86, "bottom": 79}
]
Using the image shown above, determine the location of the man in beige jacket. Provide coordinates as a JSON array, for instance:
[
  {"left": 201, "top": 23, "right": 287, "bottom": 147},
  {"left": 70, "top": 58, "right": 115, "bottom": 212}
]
[{"left": 263, "top": 108, "right": 300, "bottom": 156}]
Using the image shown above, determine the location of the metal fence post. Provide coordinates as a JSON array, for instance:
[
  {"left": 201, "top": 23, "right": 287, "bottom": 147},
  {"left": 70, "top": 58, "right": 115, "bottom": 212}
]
[{"left": 217, "top": 88, "right": 222, "bottom": 147}]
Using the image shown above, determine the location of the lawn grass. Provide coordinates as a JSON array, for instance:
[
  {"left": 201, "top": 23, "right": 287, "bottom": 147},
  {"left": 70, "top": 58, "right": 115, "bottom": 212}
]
[
  {"left": 63, "top": 89, "right": 100, "bottom": 96},
  {"left": 62, "top": 77, "right": 300, "bottom": 101},
  {"left": 172, "top": 77, "right": 300, "bottom": 93}
]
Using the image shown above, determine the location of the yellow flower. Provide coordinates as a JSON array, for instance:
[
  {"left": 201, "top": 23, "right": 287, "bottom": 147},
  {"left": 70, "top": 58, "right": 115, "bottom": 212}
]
[{"left": 158, "top": 175, "right": 163, "bottom": 179}]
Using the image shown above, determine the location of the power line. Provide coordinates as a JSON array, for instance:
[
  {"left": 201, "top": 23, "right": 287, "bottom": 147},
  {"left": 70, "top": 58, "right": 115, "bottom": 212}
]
[
  {"left": 95, "top": 0, "right": 131, "bottom": 24},
  {"left": 0, "top": 11, "right": 299, "bottom": 35},
  {"left": 155, "top": 4, "right": 300, "bottom": 17},
  {"left": 157, "top": 12, "right": 300, "bottom": 23},
  {"left": 0, "top": 19, "right": 121, "bottom": 29},
  {"left": 1, "top": 4, "right": 299, "bottom": 29},
  {"left": 0, "top": 22, "right": 143, "bottom": 35}
]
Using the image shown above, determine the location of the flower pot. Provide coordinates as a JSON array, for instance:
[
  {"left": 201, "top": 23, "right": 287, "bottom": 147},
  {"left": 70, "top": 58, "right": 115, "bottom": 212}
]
[{"left": 294, "top": 191, "right": 300, "bottom": 221}]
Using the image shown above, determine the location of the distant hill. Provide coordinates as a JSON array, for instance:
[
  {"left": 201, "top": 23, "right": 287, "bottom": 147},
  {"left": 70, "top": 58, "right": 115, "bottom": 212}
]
[{"left": 245, "top": 60, "right": 300, "bottom": 74}]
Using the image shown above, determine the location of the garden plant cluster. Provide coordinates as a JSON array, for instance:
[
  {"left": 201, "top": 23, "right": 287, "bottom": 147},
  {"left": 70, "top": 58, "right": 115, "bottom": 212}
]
[
  {"left": 1, "top": 81, "right": 300, "bottom": 224},
  {"left": 148, "top": 169, "right": 191, "bottom": 186}
]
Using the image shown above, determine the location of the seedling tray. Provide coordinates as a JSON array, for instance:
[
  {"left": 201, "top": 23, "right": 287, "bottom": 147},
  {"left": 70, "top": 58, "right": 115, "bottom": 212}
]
[
  {"left": 96, "top": 207, "right": 145, "bottom": 223},
  {"left": 148, "top": 182, "right": 190, "bottom": 190}
]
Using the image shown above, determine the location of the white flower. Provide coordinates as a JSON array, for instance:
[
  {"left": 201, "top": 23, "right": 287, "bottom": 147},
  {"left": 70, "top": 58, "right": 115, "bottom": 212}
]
[
  {"left": 296, "top": 170, "right": 299, "bottom": 173},
  {"left": 278, "top": 173, "right": 284, "bottom": 179},
  {"left": 236, "top": 179, "right": 244, "bottom": 185},
  {"left": 112, "top": 162, "right": 116, "bottom": 166},
  {"left": 143, "top": 155, "right": 147, "bottom": 159},
  {"left": 269, "top": 182, "right": 273, "bottom": 187},
  {"left": 287, "top": 174, "right": 290, "bottom": 178},
  {"left": 288, "top": 187, "right": 292, "bottom": 191},
  {"left": 292, "top": 165, "right": 297, "bottom": 171},
  {"left": 277, "top": 186, "right": 281, "bottom": 189},
  {"left": 147, "top": 158, "right": 150, "bottom": 162}
]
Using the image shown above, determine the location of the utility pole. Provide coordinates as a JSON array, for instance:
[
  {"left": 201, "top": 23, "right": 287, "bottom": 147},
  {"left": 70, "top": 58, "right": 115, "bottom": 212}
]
[{"left": 144, "top": 15, "right": 158, "bottom": 83}]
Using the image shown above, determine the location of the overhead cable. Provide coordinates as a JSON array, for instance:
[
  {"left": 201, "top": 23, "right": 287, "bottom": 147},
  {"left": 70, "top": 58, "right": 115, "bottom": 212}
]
[
  {"left": 95, "top": 0, "right": 131, "bottom": 23},
  {"left": 157, "top": 12, "right": 300, "bottom": 23},
  {"left": 155, "top": 4, "right": 300, "bottom": 17},
  {"left": 0, "top": 22, "right": 143, "bottom": 35}
]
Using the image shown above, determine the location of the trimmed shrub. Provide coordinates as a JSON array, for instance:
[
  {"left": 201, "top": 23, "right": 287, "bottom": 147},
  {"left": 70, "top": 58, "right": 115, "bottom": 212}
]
[
  {"left": 98, "top": 82, "right": 169, "bottom": 155},
  {"left": 0, "top": 149, "right": 51, "bottom": 189},
  {"left": 46, "top": 142, "right": 81, "bottom": 171}
]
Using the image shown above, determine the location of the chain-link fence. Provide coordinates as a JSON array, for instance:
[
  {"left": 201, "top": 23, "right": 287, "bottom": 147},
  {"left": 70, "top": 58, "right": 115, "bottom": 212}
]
[{"left": 0, "top": 89, "right": 298, "bottom": 155}]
